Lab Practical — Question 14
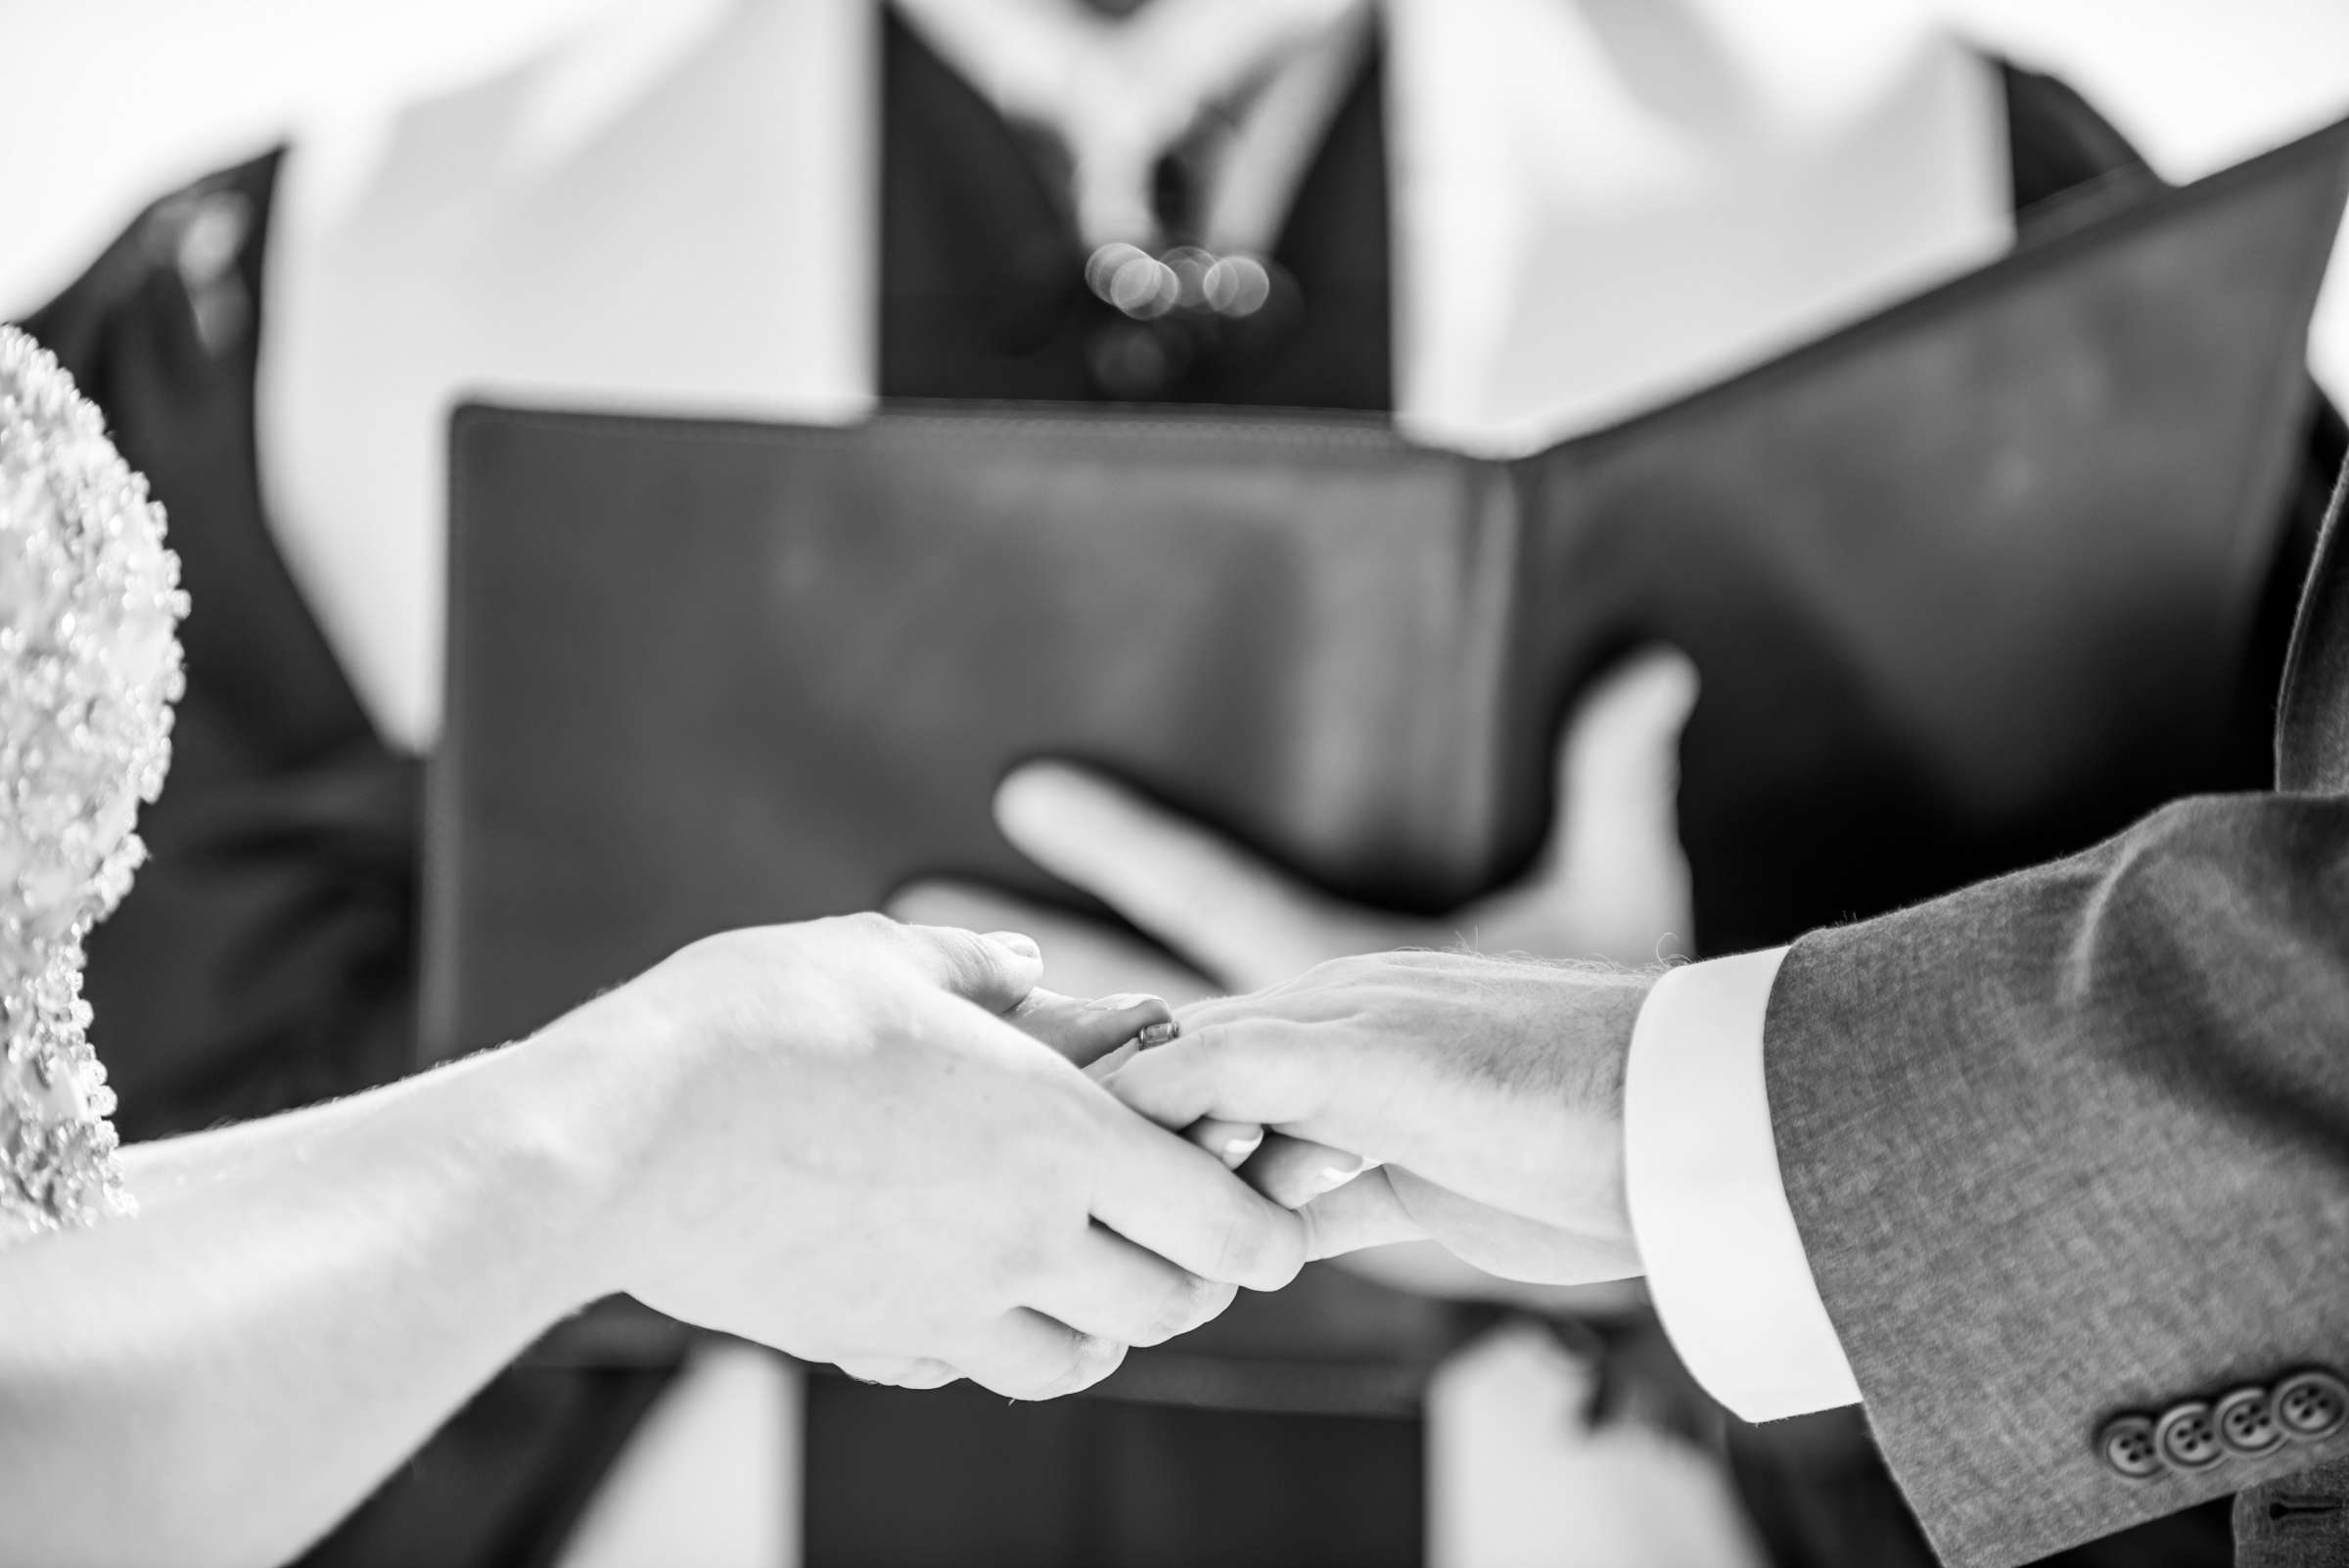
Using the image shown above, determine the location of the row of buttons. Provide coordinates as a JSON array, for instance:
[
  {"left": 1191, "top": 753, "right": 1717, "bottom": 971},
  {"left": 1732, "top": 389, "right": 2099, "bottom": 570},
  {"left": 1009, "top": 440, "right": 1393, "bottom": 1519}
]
[{"left": 2098, "top": 1368, "right": 2349, "bottom": 1480}]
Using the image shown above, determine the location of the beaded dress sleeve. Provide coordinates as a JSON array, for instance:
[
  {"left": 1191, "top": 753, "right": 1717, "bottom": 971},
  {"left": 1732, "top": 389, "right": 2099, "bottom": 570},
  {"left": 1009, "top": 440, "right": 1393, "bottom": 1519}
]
[{"left": 0, "top": 325, "right": 186, "bottom": 1244}]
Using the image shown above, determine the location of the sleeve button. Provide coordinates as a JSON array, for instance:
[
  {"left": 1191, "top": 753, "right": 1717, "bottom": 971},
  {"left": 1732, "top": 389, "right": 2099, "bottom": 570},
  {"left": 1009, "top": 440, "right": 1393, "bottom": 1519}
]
[
  {"left": 2097, "top": 1413, "right": 2166, "bottom": 1480},
  {"left": 2214, "top": 1386, "right": 2285, "bottom": 1456},
  {"left": 2275, "top": 1369, "right": 2349, "bottom": 1443},
  {"left": 2155, "top": 1402, "right": 2225, "bottom": 1471}
]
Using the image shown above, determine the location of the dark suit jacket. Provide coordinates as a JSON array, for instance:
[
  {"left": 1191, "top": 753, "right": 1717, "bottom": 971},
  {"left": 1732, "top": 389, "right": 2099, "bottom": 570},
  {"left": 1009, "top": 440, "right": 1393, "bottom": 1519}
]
[{"left": 1765, "top": 460, "right": 2349, "bottom": 1568}]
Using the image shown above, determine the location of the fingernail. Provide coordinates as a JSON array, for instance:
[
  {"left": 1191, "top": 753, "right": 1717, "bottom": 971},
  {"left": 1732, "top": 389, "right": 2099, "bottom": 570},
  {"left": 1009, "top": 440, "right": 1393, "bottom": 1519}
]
[
  {"left": 1135, "top": 1020, "right": 1179, "bottom": 1047},
  {"left": 1083, "top": 992, "right": 1162, "bottom": 1012},
  {"left": 1313, "top": 1155, "right": 1367, "bottom": 1194},
  {"left": 984, "top": 931, "right": 1040, "bottom": 958},
  {"left": 1221, "top": 1129, "right": 1265, "bottom": 1162}
]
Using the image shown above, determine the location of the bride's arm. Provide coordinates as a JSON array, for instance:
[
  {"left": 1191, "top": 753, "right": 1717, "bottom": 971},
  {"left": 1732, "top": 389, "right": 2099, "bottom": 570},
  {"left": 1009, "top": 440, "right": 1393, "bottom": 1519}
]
[
  {"left": 0, "top": 917, "right": 1298, "bottom": 1568},
  {"left": 0, "top": 320, "right": 609, "bottom": 1564},
  {"left": 0, "top": 1021, "right": 616, "bottom": 1568},
  {"left": 0, "top": 332, "right": 1294, "bottom": 1564}
]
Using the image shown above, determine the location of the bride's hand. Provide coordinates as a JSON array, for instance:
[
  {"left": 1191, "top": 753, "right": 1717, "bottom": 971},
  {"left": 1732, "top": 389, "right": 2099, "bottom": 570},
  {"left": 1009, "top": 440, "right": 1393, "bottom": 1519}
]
[{"left": 541, "top": 915, "right": 1304, "bottom": 1400}]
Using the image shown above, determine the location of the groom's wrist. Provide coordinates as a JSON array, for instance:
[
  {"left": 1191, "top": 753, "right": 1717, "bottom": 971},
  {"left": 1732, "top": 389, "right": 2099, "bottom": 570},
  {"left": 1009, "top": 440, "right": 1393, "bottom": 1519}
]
[{"left": 1554, "top": 963, "right": 1653, "bottom": 1241}]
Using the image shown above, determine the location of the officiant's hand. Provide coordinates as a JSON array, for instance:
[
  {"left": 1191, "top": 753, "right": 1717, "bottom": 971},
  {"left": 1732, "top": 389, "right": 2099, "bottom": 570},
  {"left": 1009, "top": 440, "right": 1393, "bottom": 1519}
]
[
  {"left": 556, "top": 914, "right": 1304, "bottom": 1399},
  {"left": 888, "top": 647, "right": 1698, "bottom": 1005}
]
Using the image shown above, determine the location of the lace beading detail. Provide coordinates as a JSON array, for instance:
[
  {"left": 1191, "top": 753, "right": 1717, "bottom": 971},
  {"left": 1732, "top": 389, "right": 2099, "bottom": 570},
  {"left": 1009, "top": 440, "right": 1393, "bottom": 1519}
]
[{"left": 0, "top": 325, "right": 187, "bottom": 1243}]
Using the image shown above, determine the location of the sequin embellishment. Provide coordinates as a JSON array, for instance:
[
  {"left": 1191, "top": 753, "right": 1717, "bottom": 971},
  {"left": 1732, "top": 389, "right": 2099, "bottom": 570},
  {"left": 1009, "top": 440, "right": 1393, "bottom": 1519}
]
[{"left": 0, "top": 325, "right": 187, "bottom": 1241}]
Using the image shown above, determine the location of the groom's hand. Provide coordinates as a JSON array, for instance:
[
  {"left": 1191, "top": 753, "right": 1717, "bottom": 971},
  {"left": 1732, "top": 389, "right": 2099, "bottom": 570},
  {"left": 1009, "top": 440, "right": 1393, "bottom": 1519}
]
[
  {"left": 1099, "top": 951, "right": 1657, "bottom": 1285},
  {"left": 553, "top": 914, "right": 1305, "bottom": 1399}
]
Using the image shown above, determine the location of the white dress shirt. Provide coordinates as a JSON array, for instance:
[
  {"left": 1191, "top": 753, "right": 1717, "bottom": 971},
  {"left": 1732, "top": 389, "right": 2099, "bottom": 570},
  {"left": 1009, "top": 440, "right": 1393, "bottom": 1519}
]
[{"left": 1624, "top": 946, "right": 1865, "bottom": 1421}]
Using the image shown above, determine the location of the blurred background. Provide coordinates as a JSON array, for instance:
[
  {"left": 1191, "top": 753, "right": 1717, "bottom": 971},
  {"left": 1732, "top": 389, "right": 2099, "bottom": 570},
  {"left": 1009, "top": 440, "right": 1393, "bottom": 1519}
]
[{"left": 5, "top": 0, "right": 2346, "bottom": 395}]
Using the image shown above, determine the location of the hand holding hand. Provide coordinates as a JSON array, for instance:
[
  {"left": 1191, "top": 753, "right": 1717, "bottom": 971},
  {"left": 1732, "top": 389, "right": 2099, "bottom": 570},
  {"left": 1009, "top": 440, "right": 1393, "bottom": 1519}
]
[
  {"left": 1099, "top": 951, "right": 1656, "bottom": 1285},
  {"left": 551, "top": 915, "right": 1306, "bottom": 1399}
]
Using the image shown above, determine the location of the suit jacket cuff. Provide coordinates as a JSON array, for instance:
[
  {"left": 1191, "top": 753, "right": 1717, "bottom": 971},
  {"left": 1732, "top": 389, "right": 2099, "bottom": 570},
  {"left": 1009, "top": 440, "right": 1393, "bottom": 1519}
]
[{"left": 1624, "top": 947, "right": 1863, "bottom": 1421}]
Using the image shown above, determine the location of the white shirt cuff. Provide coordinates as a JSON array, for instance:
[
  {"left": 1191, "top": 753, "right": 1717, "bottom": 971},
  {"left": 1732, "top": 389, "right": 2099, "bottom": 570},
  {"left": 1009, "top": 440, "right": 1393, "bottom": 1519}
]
[{"left": 1623, "top": 947, "right": 1863, "bottom": 1422}]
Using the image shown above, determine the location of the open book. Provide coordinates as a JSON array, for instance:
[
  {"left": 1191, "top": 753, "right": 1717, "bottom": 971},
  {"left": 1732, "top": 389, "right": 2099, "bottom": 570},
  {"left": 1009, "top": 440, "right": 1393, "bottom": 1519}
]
[{"left": 430, "top": 113, "right": 2349, "bottom": 1058}]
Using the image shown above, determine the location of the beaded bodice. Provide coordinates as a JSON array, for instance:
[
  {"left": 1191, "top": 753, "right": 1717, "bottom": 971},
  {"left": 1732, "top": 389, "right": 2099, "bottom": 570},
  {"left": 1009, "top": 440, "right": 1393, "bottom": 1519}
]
[{"left": 0, "top": 325, "right": 185, "bottom": 1242}]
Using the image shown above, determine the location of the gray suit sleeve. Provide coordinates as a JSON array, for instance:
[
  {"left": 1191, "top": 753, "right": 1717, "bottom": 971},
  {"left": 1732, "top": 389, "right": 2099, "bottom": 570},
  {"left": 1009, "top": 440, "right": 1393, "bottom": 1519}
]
[{"left": 1764, "top": 789, "right": 2349, "bottom": 1568}]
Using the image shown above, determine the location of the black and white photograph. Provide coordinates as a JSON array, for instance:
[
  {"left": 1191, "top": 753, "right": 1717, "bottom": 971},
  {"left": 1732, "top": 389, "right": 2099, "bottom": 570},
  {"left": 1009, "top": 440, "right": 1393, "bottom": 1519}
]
[{"left": 3, "top": 2, "right": 2349, "bottom": 1564}]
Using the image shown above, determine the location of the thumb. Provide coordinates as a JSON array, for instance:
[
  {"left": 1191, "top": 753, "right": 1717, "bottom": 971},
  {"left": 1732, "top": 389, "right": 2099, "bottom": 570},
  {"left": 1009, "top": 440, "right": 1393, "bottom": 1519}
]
[
  {"left": 895, "top": 922, "right": 1045, "bottom": 1013},
  {"left": 1497, "top": 646, "right": 1698, "bottom": 959}
]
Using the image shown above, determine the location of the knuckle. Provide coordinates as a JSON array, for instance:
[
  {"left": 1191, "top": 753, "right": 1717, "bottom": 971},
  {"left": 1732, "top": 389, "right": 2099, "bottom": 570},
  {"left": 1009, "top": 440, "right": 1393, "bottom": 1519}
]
[
  {"left": 838, "top": 909, "right": 899, "bottom": 942},
  {"left": 996, "top": 1328, "right": 1124, "bottom": 1403},
  {"left": 837, "top": 1356, "right": 927, "bottom": 1388},
  {"left": 1053, "top": 1334, "right": 1128, "bottom": 1397},
  {"left": 1182, "top": 1020, "right": 1238, "bottom": 1068},
  {"left": 819, "top": 910, "right": 904, "bottom": 964},
  {"left": 1295, "top": 1199, "right": 1328, "bottom": 1263},
  {"left": 1260, "top": 1208, "right": 1309, "bottom": 1289},
  {"left": 1209, "top": 1199, "right": 1298, "bottom": 1291},
  {"left": 924, "top": 922, "right": 985, "bottom": 975},
  {"left": 1130, "top": 1273, "right": 1209, "bottom": 1348},
  {"left": 990, "top": 1369, "right": 1056, "bottom": 1403},
  {"left": 1210, "top": 1215, "right": 1260, "bottom": 1285},
  {"left": 1162, "top": 1275, "right": 1237, "bottom": 1342},
  {"left": 942, "top": 925, "right": 1024, "bottom": 998}
]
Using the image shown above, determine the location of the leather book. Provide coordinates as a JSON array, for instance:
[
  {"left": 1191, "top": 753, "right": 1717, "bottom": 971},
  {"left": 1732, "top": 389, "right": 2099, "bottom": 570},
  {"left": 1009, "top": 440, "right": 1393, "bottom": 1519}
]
[{"left": 429, "top": 113, "right": 2349, "bottom": 1061}]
